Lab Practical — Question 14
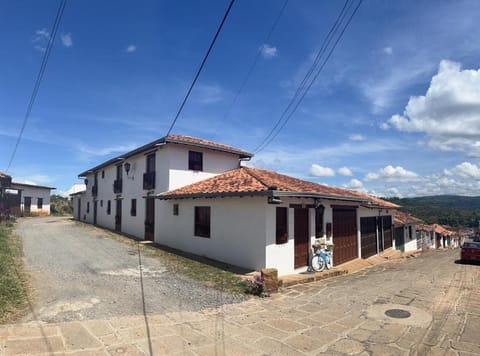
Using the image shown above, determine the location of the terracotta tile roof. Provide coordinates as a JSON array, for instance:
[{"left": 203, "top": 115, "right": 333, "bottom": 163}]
[
  {"left": 394, "top": 210, "right": 423, "bottom": 225},
  {"left": 79, "top": 134, "right": 253, "bottom": 177},
  {"left": 433, "top": 224, "right": 454, "bottom": 236},
  {"left": 159, "top": 166, "right": 399, "bottom": 208},
  {"left": 417, "top": 224, "right": 434, "bottom": 231}
]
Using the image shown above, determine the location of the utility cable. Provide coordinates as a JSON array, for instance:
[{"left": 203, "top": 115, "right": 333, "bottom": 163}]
[
  {"left": 6, "top": 0, "right": 67, "bottom": 172},
  {"left": 253, "top": 0, "right": 363, "bottom": 154},
  {"left": 222, "top": 0, "right": 289, "bottom": 121},
  {"left": 165, "top": 0, "right": 236, "bottom": 136}
]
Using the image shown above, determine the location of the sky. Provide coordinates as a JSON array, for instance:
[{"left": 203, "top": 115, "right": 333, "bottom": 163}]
[{"left": 1, "top": 0, "right": 480, "bottom": 198}]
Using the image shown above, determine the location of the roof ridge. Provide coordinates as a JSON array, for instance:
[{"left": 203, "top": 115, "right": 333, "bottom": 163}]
[{"left": 242, "top": 166, "right": 272, "bottom": 189}]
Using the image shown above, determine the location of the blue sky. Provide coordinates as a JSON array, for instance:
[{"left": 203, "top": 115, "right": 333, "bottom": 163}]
[{"left": 1, "top": 0, "right": 480, "bottom": 197}]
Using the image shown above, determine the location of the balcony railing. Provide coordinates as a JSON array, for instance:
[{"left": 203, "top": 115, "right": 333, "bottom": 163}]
[
  {"left": 92, "top": 185, "right": 98, "bottom": 196},
  {"left": 143, "top": 172, "right": 155, "bottom": 190},
  {"left": 113, "top": 179, "right": 123, "bottom": 194}
]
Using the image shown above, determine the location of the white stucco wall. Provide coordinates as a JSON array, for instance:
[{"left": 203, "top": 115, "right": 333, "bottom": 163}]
[
  {"left": 11, "top": 184, "right": 53, "bottom": 216},
  {"left": 78, "top": 143, "right": 244, "bottom": 240},
  {"left": 156, "top": 197, "right": 267, "bottom": 271}
]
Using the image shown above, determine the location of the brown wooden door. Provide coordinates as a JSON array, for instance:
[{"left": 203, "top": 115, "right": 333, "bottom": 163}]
[
  {"left": 382, "top": 216, "right": 393, "bottom": 249},
  {"left": 115, "top": 199, "right": 122, "bottom": 232},
  {"left": 24, "top": 197, "right": 31, "bottom": 215},
  {"left": 333, "top": 207, "right": 358, "bottom": 265},
  {"left": 294, "top": 208, "right": 309, "bottom": 268},
  {"left": 360, "top": 217, "right": 377, "bottom": 258},
  {"left": 145, "top": 198, "right": 155, "bottom": 241}
]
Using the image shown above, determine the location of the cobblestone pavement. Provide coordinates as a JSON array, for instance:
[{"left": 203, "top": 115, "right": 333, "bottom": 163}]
[{"left": 1, "top": 249, "right": 479, "bottom": 355}]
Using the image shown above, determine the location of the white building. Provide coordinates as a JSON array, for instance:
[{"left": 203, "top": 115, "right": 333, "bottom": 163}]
[
  {"left": 393, "top": 211, "right": 422, "bottom": 252},
  {"left": 73, "top": 134, "right": 398, "bottom": 275},
  {"left": 10, "top": 182, "right": 55, "bottom": 216}
]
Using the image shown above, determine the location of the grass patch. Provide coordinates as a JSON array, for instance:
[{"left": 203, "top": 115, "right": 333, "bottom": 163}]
[{"left": 0, "top": 225, "right": 27, "bottom": 323}]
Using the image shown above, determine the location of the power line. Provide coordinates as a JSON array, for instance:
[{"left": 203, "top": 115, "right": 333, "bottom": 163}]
[
  {"left": 221, "top": 0, "right": 289, "bottom": 121},
  {"left": 165, "top": 0, "right": 236, "bottom": 136},
  {"left": 6, "top": 0, "right": 67, "bottom": 172},
  {"left": 254, "top": 0, "right": 363, "bottom": 154}
]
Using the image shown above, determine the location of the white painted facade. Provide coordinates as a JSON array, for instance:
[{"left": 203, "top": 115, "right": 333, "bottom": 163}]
[
  {"left": 76, "top": 142, "right": 243, "bottom": 239},
  {"left": 11, "top": 183, "right": 54, "bottom": 216},
  {"left": 156, "top": 196, "right": 393, "bottom": 276}
]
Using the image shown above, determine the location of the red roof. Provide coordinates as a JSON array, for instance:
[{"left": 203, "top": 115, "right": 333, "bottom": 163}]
[
  {"left": 394, "top": 210, "right": 422, "bottom": 225},
  {"left": 159, "top": 166, "right": 398, "bottom": 208}
]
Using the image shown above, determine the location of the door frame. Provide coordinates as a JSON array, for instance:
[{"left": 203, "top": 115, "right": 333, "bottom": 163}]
[{"left": 294, "top": 207, "right": 309, "bottom": 269}]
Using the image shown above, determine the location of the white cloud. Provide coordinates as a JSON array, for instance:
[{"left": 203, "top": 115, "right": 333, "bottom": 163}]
[
  {"left": 338, "top": 166, "right": 353, "bottom": 176},
  {"left": 348, "top": 133, "right": 366, "bottom": 141},
  {"left": 365, "top": 165, "right": 418, "bottom": 182},
  {"left": 259, "top": 44, "right": 278, "bottom": 59},
  {"left": 309, "top": 164, "right": 335, "bottom": 177},
  {"left": 383, "top": 46, "right": 393, "bottom": 55},
  {"left": 379, "top": 122, "right": 390, "bottom": 130},
  {"left": 14, "top": 174, "right": 53, "bottom": 185},
  {"left": 445, "top": 162, "right": 480, "bottom": 179},
  {"left": 387, "top": 60, "right": 480, "bottom": 157},
  {"left": 194, "top": 83, "right": 223, "bottom": 104},
  {"left": 344, "top": 178, "right": 364, "bottom": 190},
  {"left": 60, "top": 32, "right": 73, "bottom": 47},
  {"left": 33, "top": 28, "right": 50, "bottom": 51},
  {"left": 125, "top": 45, "right": 137, "bottom": 53}
]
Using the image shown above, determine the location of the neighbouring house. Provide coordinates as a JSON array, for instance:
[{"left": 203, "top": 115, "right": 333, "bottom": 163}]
[
  {"left": 73, "top": 134, "right": 399, "bottom": 276},
  {"left": 0, "top": 171, "right": 54, "bottom": 217},
  {"left": 416, "top": 224, "right": 436, "bottom": 250},
  {"left": 10, "top": 182, "right": 55, "bottom": 216},
  {"left": 432, "top": 224, "right": 458, "bottom": 248},
  {"left": 393, "top": 211, "right": 422, "bottom": 252}
]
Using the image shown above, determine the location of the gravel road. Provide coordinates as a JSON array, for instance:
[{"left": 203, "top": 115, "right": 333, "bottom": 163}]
[{"left": 16, "top": 217, "right": 245, "bottom": 323}]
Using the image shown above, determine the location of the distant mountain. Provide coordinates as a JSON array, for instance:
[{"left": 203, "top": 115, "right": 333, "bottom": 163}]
[{"left": 385, "top": 195, "right": 480, "bottom": 228}]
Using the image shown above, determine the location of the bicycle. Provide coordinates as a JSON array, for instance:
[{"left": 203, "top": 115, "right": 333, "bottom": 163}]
[{"left": 311, "top": 244, "right": 333, "bottom": 272}]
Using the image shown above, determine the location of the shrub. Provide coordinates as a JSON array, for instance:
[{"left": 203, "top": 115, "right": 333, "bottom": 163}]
[{"left": 245, "top": 273, "right": 270, "bottom": 297}]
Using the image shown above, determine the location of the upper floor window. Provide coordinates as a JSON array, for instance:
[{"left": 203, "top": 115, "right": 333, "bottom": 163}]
[
  {"left": 146, "top": 153, "right": 156, "bottom": 173},
  {"left": 189, "top": 151, "right": 203, "bottom": 171},
  {"left": 37, "top": 198, "right": 43, "bottom": 209}
]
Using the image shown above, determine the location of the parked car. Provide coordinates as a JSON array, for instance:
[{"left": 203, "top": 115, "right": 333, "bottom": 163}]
[{"left": 460, "top": 242, "right": 480, "bottom": 263}]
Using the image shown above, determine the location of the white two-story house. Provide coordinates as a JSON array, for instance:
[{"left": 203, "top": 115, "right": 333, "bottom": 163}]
[
  {"left": 73, "top": 134, "right": 398, "bottom": 275},
  {"left": 74, "top": 135, "right": 252, "bottom": 240}
]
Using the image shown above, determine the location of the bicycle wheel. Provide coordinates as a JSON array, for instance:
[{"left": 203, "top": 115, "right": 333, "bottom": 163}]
[{"left": 311, "top": 255, "right": 325, "bottom": 272}]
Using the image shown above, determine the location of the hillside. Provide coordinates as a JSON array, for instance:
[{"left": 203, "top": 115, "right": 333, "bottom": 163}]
[{"left": 385, "top": 195, "right": 480, "bottom": 228}]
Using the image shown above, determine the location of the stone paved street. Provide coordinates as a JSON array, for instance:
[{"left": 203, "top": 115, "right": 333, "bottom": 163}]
[{"left": 1, "top": 249, "right": 479, "bottom": 355}]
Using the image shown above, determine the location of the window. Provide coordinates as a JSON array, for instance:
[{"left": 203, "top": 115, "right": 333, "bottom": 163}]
[
  {"left": 408, "top": 226, "right": 413, "bottom": 240},
  {"left": 87, "top": 202, "right": 90, "bottom": 213},
  {"left": 107, "top": 200, "right": 111, "bottom": 215},
  {"left": 131, "top": 199, "right": 137, "bottom": 216},
  {"left": 194, "top": 206, "right": 210, "bottom": 238},
  {"left": 173, "top": 204, "right": 179, "bottom": 216},
  {"left": 146, "top": 153, "right": 155, "bottom": 173},
  {"left": 37, "top": 198, "right": 43, "bottom": 209},
  {"left": 276, "top": 207, "right": 288, "bottom": 244},
  {"left": 188, "top": 151, "right": 203, "bottom": 171},
  {"left": 102, "top": 170, "right": 105, "bottom": 179}
]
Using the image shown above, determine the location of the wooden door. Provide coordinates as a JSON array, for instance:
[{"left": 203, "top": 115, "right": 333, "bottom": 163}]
[
  {"left": 333, "top": 207, "right": 358, "bottom": 265},
  {"left": 24, "top": 197, "right": 31, "bottom": 216},
  {"left": 93, "top": 201, "right": 97, "bottom": 225},
  {"left": 145, "top": 198, "right": 155, "bottom": 241},
  {"left": 395, "top": 227, "right": 405, "bottom": 252},
  {"left": 294, "top": 208, "right": 309, "bottom": 268},
  {"left": 360, "top": 217, "right": 377, "bottom": 258},
  {"left": 383, "top": 216, "right": 393, "bottom": 249},
  {"left": 115, "top": 199, "right": 122, "bottom": 232}
]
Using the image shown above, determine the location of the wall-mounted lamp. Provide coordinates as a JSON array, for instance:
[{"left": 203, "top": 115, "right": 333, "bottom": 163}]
[
  {"left": 84, "top": 178, "right": 88, "bottom": 186},
  {"left": 124, "top": 162, "right": 131, "bottom": 176},
  {"left": 268, "top": 196, "right": 282, "bottom": 204}
]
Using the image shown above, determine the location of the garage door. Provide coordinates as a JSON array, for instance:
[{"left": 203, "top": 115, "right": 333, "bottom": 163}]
[
  {"left": 333, "top": 207, "right": 358, "bottom": 265},
  {"left": 360, "top": 217, "right": 377, "bottom": 258}
]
